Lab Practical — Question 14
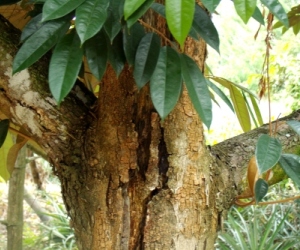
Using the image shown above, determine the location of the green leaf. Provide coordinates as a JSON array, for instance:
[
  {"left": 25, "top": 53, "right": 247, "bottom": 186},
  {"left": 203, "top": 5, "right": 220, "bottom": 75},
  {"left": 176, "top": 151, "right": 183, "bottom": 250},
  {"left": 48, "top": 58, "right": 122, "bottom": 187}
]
[
  {"left": 0, "top": 119, "right": 9, "bottom": 148},
  {"left": 181, "top": 54, "right": 212, "bottom": 128},
  {"left": 126, "top": 0, "right": 154, "bottom": 27},
  {"left": 107, "top": 32, "right": 126, "bottom": 77},
  {"left": 104, "top": 0, "right": 124, "bottom": 42},
  {"left": 260, "top": 0, "right": 289, "bottom": 27},
  {"left": 206, "top": 79, "right": 234, "bottom": 112},
  {"left": 84, "top": 31, "right": 108, "bottom": 80},
  {"left": 279, "top": 154, "right": 300, "bottom": 187},
  {"left": 13, "top": 17, "right": 71, "bottom": 74},
  {"left": 123, "top": 22, "right": 145, "bottom": 66},
  {"left": 42, "top": 0, "right": 85, "bottom": 21},
  {"left": 255, "top": 134, "right": 282, "bottom": 174},
  {"left": 150, "top": 47, "right": 182, "bottom": 120},
  {"left": 150, "top": 2, "right": 165, "bottom": 17},
  {"left": 165, "top": 0, "right": 194, "bottom": 48},
  {"left": 192, "top": 5, "right": 220, "bottom": 53},
  {"left": 234, "top": 0, "right": 257, "bottom": 23},
  {"left": 210, "top": 77, "right": 251, "bottom": 132},
  {"left": 49, "top": 30, "right": 83, "bottom": 104},
  {"left": 0, "top": 134, "right": 13, "bottom": 181},
  {"left": 20, "top": 13, "right": 43, "bottom": 42},
  {"left": 249, "top": 94, "right": 263, "bottom": 126},
  {"left": 201, "top": 0, "right": 221, "bottom": 13},
  {"left": 124, "top": 0, "right": 145, "bottom": 19},
  {"left": 133, "top": 33, "right": 160, "bottom": 89},
  {"left": 254, "top": 178, "right": 268, "bottom": 203},
  {"left": 286, "top": 120, "right": 300, "bottom": 135},
  {"left": 75, "top": 0, "right": 109, "bottom": 44},
  {"left": 252, "top": 6, "right": 265, "bottom": 25}
]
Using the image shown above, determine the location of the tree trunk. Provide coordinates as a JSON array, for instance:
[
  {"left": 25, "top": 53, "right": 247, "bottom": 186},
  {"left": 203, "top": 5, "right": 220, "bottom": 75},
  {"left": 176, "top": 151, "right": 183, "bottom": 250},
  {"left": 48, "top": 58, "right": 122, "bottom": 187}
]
[
  {"left": 1, "top": 12, "right": 300, "bottom": 250},
  {"left": 7, "top": 146, "right": 26, "bottom": 250}
]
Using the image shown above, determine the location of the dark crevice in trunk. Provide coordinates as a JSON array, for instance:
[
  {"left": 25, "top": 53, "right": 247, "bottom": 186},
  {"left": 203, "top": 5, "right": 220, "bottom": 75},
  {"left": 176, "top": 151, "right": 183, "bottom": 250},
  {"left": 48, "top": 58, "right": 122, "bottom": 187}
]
[{"left": 158, "top": 128, "right": 170, "bottom": 189}]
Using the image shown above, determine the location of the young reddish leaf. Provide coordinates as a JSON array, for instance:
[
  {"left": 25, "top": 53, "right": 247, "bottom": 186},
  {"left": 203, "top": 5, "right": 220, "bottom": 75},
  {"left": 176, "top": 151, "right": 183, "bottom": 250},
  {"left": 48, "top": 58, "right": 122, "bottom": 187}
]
[
  {"left": 75, "top": 0, "right": 109, "bottom": 44},
  {"left": 49, "top": 31, "right": 83, "bottom": 104},
  {"left": 254, "top": 178, "right": 268, "bottom": 203},
  {"left": 201, "top": 0, "right": 221, "bottom": 13},
  {"left": 165, "top": 0, "right": 194, "bottom": 48},
  {"left": 181, "top": 54, "right": 212, "bottom": 129},
  {"left": 42, "top": 0, "right": 86, "bottom": 21},
  {"left": 126, "top": 0, "right": 154, "bottom": 28},
  {"left": 261, "top": 0, "right": 289, "bottom": 27},
  {"left": 123, "top": 22, "right": 145, "bottom": 66},
  {"left": 84, "top": 31, "right": 108, "bottom": 80},
  {"left": 255, "top": 134, "right": 282, "bottom": 174},
  {"left": 124, "top": 0, "right": 146, "bottom": 20},
  {"left": 133, "top": 33, "right": 160, "bottom": 89},
  {"left": 247, "top": 156, "right": 258, "bottom": 195},
  {"left": 0, "top": 119, "right": 10, "bottom": 148},
  {"left": 234, "top": 0, "right": 257, "bottom": 24},
  {"left": 0, "top": 133, "right": 13, "bottom": 181},
  {"left": 13, "top": 17, "right": 71, "bottom": 74},
  {"left": 150, "top": 47, "right": 182, "bottom": 120},
  {"left": 192, "top": 5, "right": 220, "bottom": 53},
  {"left": 279, "top": 154, "right": 300, "bottom": 187}
]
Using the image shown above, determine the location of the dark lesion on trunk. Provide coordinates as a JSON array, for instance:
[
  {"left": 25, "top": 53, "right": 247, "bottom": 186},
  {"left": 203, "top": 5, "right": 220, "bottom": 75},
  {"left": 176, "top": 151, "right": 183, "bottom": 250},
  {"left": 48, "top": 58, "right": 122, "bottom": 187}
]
[{"left": 158, "top": 127, "right": 170, "bottom": 189}]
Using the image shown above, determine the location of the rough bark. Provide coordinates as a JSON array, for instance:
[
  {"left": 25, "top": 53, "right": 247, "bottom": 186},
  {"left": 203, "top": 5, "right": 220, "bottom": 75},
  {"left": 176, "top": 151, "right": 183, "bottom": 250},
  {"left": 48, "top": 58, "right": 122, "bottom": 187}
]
[{"left": 1, "top": 12, "right": 300, "bottom": 250}]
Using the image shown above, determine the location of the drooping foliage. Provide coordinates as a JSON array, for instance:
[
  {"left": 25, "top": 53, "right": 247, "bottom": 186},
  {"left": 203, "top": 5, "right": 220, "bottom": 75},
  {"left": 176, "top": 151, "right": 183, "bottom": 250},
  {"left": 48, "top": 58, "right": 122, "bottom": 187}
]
[{"left": 10, "top": 0, "right": 289, "bottom": 129}]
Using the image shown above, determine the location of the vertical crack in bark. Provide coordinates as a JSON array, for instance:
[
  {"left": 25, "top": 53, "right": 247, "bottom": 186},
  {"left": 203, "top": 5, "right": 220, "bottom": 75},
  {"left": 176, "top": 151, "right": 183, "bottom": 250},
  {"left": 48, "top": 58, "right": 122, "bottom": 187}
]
[{"left": 158, "top": 127, "right": 170, "bottom": 189}]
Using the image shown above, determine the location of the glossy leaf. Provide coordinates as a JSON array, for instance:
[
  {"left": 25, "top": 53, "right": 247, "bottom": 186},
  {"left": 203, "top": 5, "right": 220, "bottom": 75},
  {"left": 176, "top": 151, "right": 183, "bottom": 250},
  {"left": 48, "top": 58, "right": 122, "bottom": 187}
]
[
  {"left": 107, "top": 32, "right": 126, "bottom": 77},
  {"left": 210, "top": 77, "right": 251, "bottom": 132},
  {"left": 104, "top": 0, "right": 124, "bottom": 42},
  {"left": 0, "top": 119, "right": 9, "bottom": 148},
  {"left": 42, "top": 0, "right": 85, "bottom": 21},
  {"left": 181, "top": 54, "right": 212, "bottom": 128},
  {"left": 192, "top": 5, "right": 220, "bottom": 53},
  {"left": 150, "top": 2, "right": 165, "bottom": 17},
  {"left": 126, "top": 0, "right": 154, "bottom": 27},
  {"left": 201, "top": 0, "right": 221, "bottom": 13},
  {"left": 234, "top": 0, "right": 257, "bottom": 23},
  {"left": 134, "top": 33, "right": 160, "bottom": 88},
  {"left": 249, "top": 94, "right": 263, "bottom": 126},
  {"left": 49, "top": 31, "right": 83, "bottom": 104},
  {"left": 75, "top": 0, "right": 109, "bottom": 44},
  {"left": 20, "top": 13, "right": 43, "bottom": 42},
  {"left": 286, "top": 120, "right": 300, "bottom": 135},
  {"left": 165, "top": 0, "right": 194, "bottom": 48},
  {"left": 0, "top": 134, "right": 13, "bottom": 181},
  {"left": 279, "top": 154, "right": 300, "bottom": 187},
  {"left": 123, "top": 22, "right": 145, "bottom": 66},
  {"left": 84, "top": 31, "right": 108, "bottom": 80},
  {"left": 260, "top": 0, "right": 289, "bottom": 27},
  {"left": 206, "top": 79, "right": 234, "bottom": 112},
  {"left": 13, "top": 17, "right": 71, "bottom": 74},
  {"left": 255, "top": 178, "right": 268, "bottom": 203},
  {"left": 252, "top": 6, "right": 265, "bottom": 25},
  {"left": 150, "top": 47, "right": 182, "bottom": 120},
  {"left": 255, "top": 134, "right": 282, "bottom": 174},
  {"left": 124, "top": 0, "right": 145, "bottom": 19}
]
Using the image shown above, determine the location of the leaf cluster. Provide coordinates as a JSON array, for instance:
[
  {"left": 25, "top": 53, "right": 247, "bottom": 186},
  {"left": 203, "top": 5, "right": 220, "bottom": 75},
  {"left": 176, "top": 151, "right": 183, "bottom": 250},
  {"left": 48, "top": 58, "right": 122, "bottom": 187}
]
[{"left": 8, "top": 0, "right": 290, "bottom": 128}]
